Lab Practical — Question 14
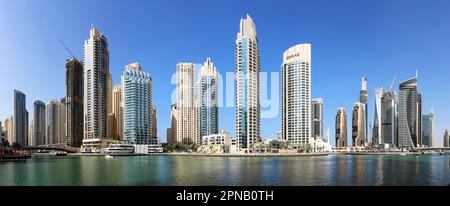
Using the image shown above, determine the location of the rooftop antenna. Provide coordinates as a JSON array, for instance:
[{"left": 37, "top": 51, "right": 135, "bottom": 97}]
[{"left": 59, "top": 40, "right": 77, "bottom": 60}]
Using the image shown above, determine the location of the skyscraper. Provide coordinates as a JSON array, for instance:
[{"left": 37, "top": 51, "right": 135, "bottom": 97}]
[
  {"left": 359, "top": 77, "right": 368, "bottom": 144},
  {"left": 167, "top": 104, "right": 178, "bottom": 144},
  {"left": 121, "top": 63, "right": 153, "bottom": 144},
  {"left": 111, "top": 85, "right": 123, "bottom": 140},
  {"left": 352, "top": 102, "right": 366, "bottom": 147},
  {"left": 33, "top": 100, "right": 46, "bottom": 146},
  {"left": 4, "top": 117, "right": 13, "bottom": 144},
  {"left": 83, "top": 27, "right": 111, "bottom": 146},
  {"left": 444, "top": 130, "right": 449, "bottom": 147},
  {"left": 176, "top": 63, "right": 197, "bottom": 144},
  {"left": 281, "top": 44, "right": 312, "bottom": 147},
  {"left": 66, "top": 58, "right": 84, "bottom": 147},
  {"left": 151, "top": 106, "right": 157, "bottom": 138},
  {"left": 381, "top": 91, "right": 397, "bottom": 146},
  {"left": 335, "top": 107, "right": 347, "bottom": 147},
  {"left": 46, "top": 100, "right": 65, "bottom": 145},
  {"left": 312, "top": 98, "right": 324, "bottom": 140},
  {"left": 13, "top": 89, "right": 28, "bottom": 146},
  {"left": 422, "top": 111, "right": 435, "bottom": 147},
  {"left": 198, "top": 58, "right": 219, "bottom": 144},
  {"left": 372, "top": 88, "right": 385, "bottom": 145},
  {"left": 28, "top": 121, "right": 33, "bottom": 146},
  {"left": 398, "top": 76, "right": 422, "bottom": 148},
  {"left": 236, "top": 15, "right": 260, "bottom": 152}
]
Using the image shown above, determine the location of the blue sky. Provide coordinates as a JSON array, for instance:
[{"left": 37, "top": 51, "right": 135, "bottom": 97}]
[{"left": 1, "top": 0, "right": 450, "bottom": 146}]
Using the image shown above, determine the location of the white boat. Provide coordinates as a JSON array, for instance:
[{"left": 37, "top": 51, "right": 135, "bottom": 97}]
[
  {"left": 102, "top": 144, "right": 135, "bottom": 155},
  {"left": 104, "top": 154, "right": 115, "bottom": 159},
  {"left": 400, "top": 152, "right": 407, "bottom": 156}
]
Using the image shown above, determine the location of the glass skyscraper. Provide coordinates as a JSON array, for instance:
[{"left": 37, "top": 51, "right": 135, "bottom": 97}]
[
  {"left": 281, "top": 44, "right": 312, "bottom": 147},
  {"left": 121, "top": 63, "right": 153, "bottom": 144},
  {"left": 398, "top": 76, "right": 422, "bottom": 148},
  {"left": 33, "top": 100, "right": 46, "bottom": 146},
  {"left": 236, "top": 15, "right": 260, "bottom": 152},
  {"left": 198, "top": 58, "right": 219, "bottom": 144},
  {"left": 312, "top": 98, "right": 324, "bottom": 140},
  {"left": 13, "top": 89, "right": 28, "bottom": 146},
  {"left": 422, "top": 111, "right": 435, "bottom": 147},
  {"left": 381, "top": 91, "right": 397, "bottom": 146}
]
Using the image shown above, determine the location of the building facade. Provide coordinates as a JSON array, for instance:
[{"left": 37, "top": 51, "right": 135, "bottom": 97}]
[
  {"left": 33, "top": 100, "right": 46, "bottom": 146},
  {"left": 176, "top": 63, "right": 197, "bottom": 144},
  {"left": 359, "top": 77, "right": 368, "bottom": 144},
  {"left": 312, "top": 98, "right": 323, "bottom": 140},
  {"left": 335, "top": 107, "right": 347, "bottom": 147},
  {"left": 110, "top": 84, "right": 123, "bottom": 140},
  {"left": 66, "top": 58, "right": 84, "bottom": 147},
  {"left": 151, "top": 106, "right": 157, "bottom": 138},
  {"left": 372, "top": 88, "right": 385, "bottom": 145},
  {"left": 422, "top": 111, "right": 435, "bottom": 147},
  {"left": 13, "top": 89, "right": 28, "bottom": 146},
  {"left": 46, "top": 100, "right": 65, "bottom": 145},
  {"left": 83, "top": 27, "right": 111, "bottom": 146},
  {"left": 167, "top": 104, "right": 178, "bottom": 144},
  {"left": 121, "top": 63, "right": 153, "bottom": 144},
  {"left": 444, "top": 130, "right": 449, "bottom": 147},
  {"left": 352, "top": 102, "right": 366, "bottom": 147},
  {"left": 281, "top": 44, "right": 312, "bottom": 148},
  {"left": 398, "top": 76, "right": 422, "bottom": 148},
  {"left": 381, "top": 91, "right": 397, "bottom": 146},
  {"left": 4, "top": 117, "right": 13, "bottom": 144},
  {"left": 198, "top": 58, "right": 219, "bottom": 144},
  {"left": 236, "top": 15, "right": 260, "bottom": 152}
]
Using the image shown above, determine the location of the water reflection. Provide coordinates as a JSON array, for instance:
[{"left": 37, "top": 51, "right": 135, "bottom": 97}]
[{"left": 0, "top": 154, "right": 449, "bottom": 186}]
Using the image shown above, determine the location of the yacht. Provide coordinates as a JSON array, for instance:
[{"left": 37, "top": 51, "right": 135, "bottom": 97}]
[
  {"left": 104, "top": 154, "right": 115, "bottom": 159},
  {"left": 103, "top": 144, "right": 135, "bottom": 155}
]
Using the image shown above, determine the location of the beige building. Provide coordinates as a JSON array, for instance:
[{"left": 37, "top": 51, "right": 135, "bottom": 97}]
[
  {"left": 109, "top": 84, "right": 123, "bottom": 140},
  {"left": 83, "top": 27, "right": 112, "bottom": 147},
  {"left": 176, "top": 63, "right": 197, "bottom": 144},
  {"left": 352, "top": 102, "right": 366, "bottom": 147},
  {"left": 167, "top": 104, "right": 178, "bottom": 144},
  {"left": 335, "top": 107, "right": 347, "bottom": 148}
]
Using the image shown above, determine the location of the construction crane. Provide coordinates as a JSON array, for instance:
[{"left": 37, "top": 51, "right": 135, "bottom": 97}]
[
  {"left": 59, "top": 40, "right": 77, "bottom": 60},
  {"left": 388, "top": 74, "right": 396, "bottom": 93}
]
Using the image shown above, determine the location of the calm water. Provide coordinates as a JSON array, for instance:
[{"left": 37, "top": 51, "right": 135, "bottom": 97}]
[{"left": 1, "top": 154, "right": 449, "bottom": 186}]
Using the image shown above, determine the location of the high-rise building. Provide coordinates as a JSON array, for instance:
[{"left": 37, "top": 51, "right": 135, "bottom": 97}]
[
  {"left": 4, "top": 117, "right": 13, "bottom": 144},
  {"left": 281, "top": 44, "right": 312, "bottom": 147},
  {"left": 33, "top": 100, "right": 46, "bottom": 146},
  {"left": 359, "top": 77, "right": 368, "bottom": 144},
  {"left": 198, "top": 58, "right": 219, "bottom": 144},
  {"left": 312, "top": 98, "right": 324, "bottom": 140},
  {"left": 0, "top": 121, "right": 6, "bottom": 143},
  {"left": 372, "top": 88, "right": 385, "bottom": 145},
  {"left": 398, "top": 76, "right": 422, "bottom": 148},
  {"left": 13, "top": 89, "right": 28, "bottom": 146},
  {"left": 66, "top": 58, "right": 84, "bottom": 147},
  {"left": 422, "top": 111, "right": 435, "bottom": 147},
  {"left": 236, "top": 15, "right": 260, "bottom": 152},
  {"left": 46, "top": 100, "right": 65, "bottom": 145},
  {"left": 83, "top": 27, "right": 111, "bottom": 146},
  {"left": 444, "top": 130, "right": 449, "bottom": 147},
  {"left": 176, "top": 63, "right": 197, "bottom": 144},
  {"left": 352, "top": 102, "right": 366, "bottom": 147},
  {"left": 167, "top": 104, "right": 178, "bottom": 144},
  {"left": 111, "top": 85, "right": 123, "bottom": 140},
  {"left": 335, "top": 107, "right": 347, "bottom": 147},
  {"left": 151, "top": 106, "right": 157, "bottom": 138},
  {"left": 60, "top": 97, "right": 67, "bottom": 145},
  {"left": 381, "top": 91, "right": 397, "bottom": 146},
  {"left": 121, "top": 63, "right": 153, "bottom": 144},
  {"left": 28, "top": 121, "right": 34, "bottom": 146}
]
